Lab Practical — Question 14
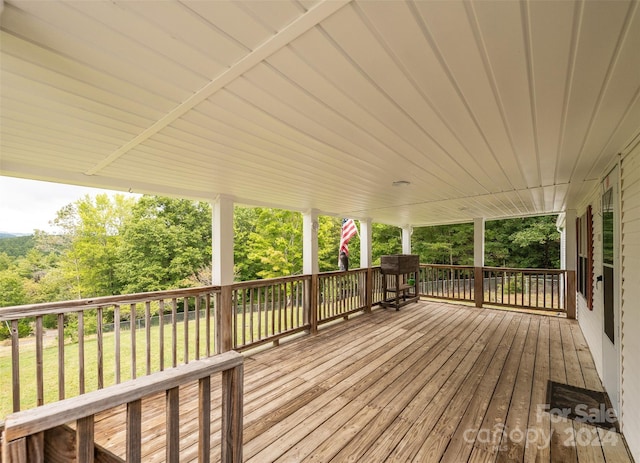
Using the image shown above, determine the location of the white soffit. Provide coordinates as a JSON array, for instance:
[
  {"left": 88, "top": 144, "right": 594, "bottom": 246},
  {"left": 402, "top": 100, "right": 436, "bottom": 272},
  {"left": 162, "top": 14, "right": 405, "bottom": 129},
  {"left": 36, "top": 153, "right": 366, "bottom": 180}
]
[{"left": 1, "top": 0, "right": 639, "bottom": 227}]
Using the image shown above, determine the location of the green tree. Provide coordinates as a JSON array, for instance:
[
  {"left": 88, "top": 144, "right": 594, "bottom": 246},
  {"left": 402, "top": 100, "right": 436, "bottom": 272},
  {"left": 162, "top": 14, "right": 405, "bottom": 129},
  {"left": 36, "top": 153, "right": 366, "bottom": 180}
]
[
  {"left": 0, "top": 235, "right": 34, "bottom": 258},
  {"left": 116, "top": 196, "right": 212, "bottom": 293},
  {"left": 412, "top": 223, "right": 473, "bottom": 265},
  {"left": 246, "top": 208, "right": 302, "bottom": 279},
  {"left": 509, "top": 216, "right": 560, "bottom": 268},
  {"left": 372, "top": 223, "right": 402, "bottom": 264},
  {"left": 485, "top": 215, "right": 559, "bottom": 268},
  {"left": 0, "top": 270, "right": 31, "bottom": 338},
  {"left": 0, "top": 252, "right": 12, "bottom": 271},
  {"left": 233, "top": 206, "right": 262, "bottom": 281},
  {"left": 53, "top": 194, "right": 134, "bottom": 298}
]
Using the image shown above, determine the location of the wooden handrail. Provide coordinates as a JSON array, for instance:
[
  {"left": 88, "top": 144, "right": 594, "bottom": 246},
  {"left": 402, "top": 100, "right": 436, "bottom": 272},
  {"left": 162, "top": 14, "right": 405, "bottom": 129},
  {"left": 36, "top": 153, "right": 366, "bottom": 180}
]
[
  {"left": 2, "top": 351, "right": 244, "bottom": 463},
  {"left": 230, "top": 274, "right": 311, "bottom": 290},
  {"left": 481, "top": 266, "right": 565, "bottom": 274},
  {"left": 0, "top": 286, "right": 221, "bottom": 320}
]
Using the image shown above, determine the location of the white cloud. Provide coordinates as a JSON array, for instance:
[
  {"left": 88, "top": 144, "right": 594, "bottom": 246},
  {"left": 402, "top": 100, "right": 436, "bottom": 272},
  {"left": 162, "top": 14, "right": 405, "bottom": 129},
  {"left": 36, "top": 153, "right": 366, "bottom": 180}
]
[{"left": 0, "top": 177, "right": 137, "bottom": 234}]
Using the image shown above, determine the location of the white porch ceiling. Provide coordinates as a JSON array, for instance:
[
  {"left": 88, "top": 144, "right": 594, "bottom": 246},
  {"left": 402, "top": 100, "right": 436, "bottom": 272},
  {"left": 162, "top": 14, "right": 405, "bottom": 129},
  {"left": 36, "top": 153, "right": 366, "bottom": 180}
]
[{"left": 1, "top": 0, "right": 639, "bottom": 227}]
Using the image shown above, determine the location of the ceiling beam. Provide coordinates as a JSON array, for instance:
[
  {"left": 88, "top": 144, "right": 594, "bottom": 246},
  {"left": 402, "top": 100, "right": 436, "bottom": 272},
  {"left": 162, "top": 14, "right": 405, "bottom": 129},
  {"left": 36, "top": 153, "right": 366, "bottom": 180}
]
[{"left": 84, "top": 0, "right": 352, "bottom": 176}]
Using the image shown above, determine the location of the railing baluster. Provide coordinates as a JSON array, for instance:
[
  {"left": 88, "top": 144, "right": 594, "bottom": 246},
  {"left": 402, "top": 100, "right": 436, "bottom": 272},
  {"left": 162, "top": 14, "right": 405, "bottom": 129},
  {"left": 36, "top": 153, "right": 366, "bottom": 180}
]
[
  {"left": 145, "top": 301, "right": 151, "bottom": 375},
  {"left": 11, "top": 320, "right": 19, "bottom": 412},
  {"left": 206, "top": 294, "right": 212, "bottom": 357},
  {"left": 78, "top": 311, "right": 85, "bottom": 394},
  {"left": 97, "top": 307, "right": 104, "bottom": 389},
  {"left": 195, "top": 295, "right": 201, "bottom": 361},
  {"left": 131, "top": 303, "right": 137, "bottom": 379},
  {"left": 58, "top": 313, "right": 65, "bottom": 401},
  {"left": 36, "top": 316, "right": 43, "bottom": 407},
  {"left": 114, "top": 304, "right": 121, "bottom": 384},
  {"left": 241, "top": 288, "right": 247, "bottom": 346},
  {"left": 278, "top": 283, "right": 283, "bottom": 334},
  {"left": 159, "top": 300, "right": 165, "bottom": 371},
  {"left": 249, "top": 289, "right": 254, "bottom": 344},
  {"left": 270, "top": 285, "right": 275, "bottom": 338},
  {"left": 184, "top": 297, "right": 189, "bottom": 364},
  {"left": 171, "top": 298, "right": 177, "bottom": 368},
  {"left": 289, "top": 281, "right": 294, "bottom": 329},
  {"left": 257, "top": 288, "right": 262, "bottom": 343}
]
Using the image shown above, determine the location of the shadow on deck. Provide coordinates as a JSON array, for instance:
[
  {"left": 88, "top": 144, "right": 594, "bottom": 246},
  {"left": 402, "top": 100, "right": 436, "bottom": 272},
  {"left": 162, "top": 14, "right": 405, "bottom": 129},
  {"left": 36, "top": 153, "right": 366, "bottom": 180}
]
[{"left": 93, "top": 300, "right": 633, "bottom": 463}]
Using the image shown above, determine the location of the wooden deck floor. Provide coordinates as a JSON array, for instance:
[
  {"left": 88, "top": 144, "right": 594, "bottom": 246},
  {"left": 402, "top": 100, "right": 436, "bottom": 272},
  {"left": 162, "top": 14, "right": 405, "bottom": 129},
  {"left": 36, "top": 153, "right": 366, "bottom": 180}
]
[{"left": 93, "top": 301, "right": 634, "bottom": 462}]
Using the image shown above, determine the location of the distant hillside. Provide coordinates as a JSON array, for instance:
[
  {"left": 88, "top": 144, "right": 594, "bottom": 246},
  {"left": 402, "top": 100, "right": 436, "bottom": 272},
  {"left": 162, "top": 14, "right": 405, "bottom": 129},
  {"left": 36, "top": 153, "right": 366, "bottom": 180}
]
[
  {"left": 0, "top": 235, "right": 34, "bottom": 257},
  {"left": 0, "top": 232, "right": 31, "bottom": 238}
]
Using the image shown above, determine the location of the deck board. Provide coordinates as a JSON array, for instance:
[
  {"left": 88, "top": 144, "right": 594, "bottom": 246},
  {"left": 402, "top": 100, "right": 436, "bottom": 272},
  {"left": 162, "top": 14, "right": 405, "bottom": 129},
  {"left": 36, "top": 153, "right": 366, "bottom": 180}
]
[{"left": 91, "top": 301, "right": 633, "bottom": 462}]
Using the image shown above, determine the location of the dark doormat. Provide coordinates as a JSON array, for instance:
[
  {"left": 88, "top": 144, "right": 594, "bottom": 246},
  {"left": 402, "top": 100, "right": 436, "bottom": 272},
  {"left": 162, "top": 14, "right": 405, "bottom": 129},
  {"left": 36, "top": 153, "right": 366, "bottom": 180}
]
[{"left": 545, "top": 380, "right": 619, "bottom": 431}]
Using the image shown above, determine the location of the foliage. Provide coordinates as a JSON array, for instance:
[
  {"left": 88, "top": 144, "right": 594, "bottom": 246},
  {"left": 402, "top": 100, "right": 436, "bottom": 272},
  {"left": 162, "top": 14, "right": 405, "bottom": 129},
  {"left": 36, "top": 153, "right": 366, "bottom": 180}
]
[
  {"left": 485, "top": 215, "right": 560, "bottom": 268},
  {"left": 318, "top": 216, "right": 344, "bottom": 271},
  {"left": 53, "top": 194, "right": 135, "bottom": 298},
  {"left": 371, "top": 223, "right": 402, "bottom": 264},
  {"left": 0, "top": 191, "right": 560, "bottom": 314},
  {"left": 0, "top": 270, "right": 31, "bottom": 338},
  {"left": 233, "top": 206, "right": 262, "bottom": 281},
  {"left": 0, "top": 235, "right": 34, "bottom": 258},
  {"left": 0, "top": 319, "right": 32, "bottom": 340},
  {"left": 117, "top": 196, "right": 212, "bottom": 293},
  {"left": 246, "top": 208, "right": 303, "bottom": 279},
  {"left": 0, "top": 269, "right": 28, "bottom": 307},
  {"left": 412, "top": 223, "right": 473, "bottom": 265}
]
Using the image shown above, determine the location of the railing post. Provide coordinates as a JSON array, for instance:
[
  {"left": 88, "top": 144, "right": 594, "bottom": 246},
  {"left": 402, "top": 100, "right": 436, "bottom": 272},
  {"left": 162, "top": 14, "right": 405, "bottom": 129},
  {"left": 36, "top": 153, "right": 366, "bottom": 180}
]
[
  {"left": 566, "top": 270, "right": 576, "bottom": 319},
  {"left": 216, "top": 285, "right": 234, "bottom": 353},
  {"left": 308, "top": 274, "right": 318, "bottom": 334},
  {"left": 221, "top": 363, "right": 244, "bottom": 463},
  {"left": 474, "top": 267, "right": 484, "bottom": 308},
  {"left": 11, "top": 320, "right": 20, "bottom": 412},
  {"left": 365, "top": 268, "right": 373, "bottom": 313}
]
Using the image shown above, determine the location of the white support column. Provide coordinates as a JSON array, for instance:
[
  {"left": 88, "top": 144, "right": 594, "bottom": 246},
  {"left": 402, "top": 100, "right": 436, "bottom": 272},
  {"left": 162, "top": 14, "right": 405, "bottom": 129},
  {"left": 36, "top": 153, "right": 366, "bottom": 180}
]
[
  {"left": 563, "top": 210, "right": 577, "bottom": 271},
  {"left": 303, "top": 209, "right": 319, "bottom": 275},
  {"left": 474, "top": 217, "right": 485, "bottom": 267},
  {"left": 359, "top": 219, "right": 372, "bottom": 268},
  {"left": 212, "top": 195, "right": 235, "bottom": 286},
  {"left": 560, "top": 210, "right": 577, "bottom": 319},
  {"left": 473, "top": 217, "right": 485, "bottom": 308},
  {"left": 402, "top": 226, "right": 412, "bottom": 254}
]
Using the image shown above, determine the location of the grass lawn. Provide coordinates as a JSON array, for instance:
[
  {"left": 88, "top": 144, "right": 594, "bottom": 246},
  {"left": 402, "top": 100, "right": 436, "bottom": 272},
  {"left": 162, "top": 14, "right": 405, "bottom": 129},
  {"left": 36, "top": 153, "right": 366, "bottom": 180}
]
[{"left": 0, "top": 305, "right": 307, "bottom": 420}]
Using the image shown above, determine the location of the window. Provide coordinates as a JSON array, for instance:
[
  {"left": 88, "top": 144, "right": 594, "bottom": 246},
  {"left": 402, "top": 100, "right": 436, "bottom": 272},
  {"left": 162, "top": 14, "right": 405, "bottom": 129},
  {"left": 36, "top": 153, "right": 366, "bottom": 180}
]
[{"left": 576, "top": 206, "right": 593, "bottom": 310}]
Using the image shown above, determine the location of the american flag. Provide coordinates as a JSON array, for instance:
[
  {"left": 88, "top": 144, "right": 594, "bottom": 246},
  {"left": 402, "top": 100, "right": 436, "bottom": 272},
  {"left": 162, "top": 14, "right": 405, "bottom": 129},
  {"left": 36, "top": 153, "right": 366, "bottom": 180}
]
[{"left": 339, "top": 218, "right": 358, "bottom": 256}]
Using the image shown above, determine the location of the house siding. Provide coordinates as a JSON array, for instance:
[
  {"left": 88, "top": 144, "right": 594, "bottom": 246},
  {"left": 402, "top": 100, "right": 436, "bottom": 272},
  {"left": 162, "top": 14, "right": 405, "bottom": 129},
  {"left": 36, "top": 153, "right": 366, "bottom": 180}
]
[
  {"left": 577, "top": 187, "right": 604, "bottom": 378},
  {"left": 621, "top": 143, "right": 640, "bottom": 461}
]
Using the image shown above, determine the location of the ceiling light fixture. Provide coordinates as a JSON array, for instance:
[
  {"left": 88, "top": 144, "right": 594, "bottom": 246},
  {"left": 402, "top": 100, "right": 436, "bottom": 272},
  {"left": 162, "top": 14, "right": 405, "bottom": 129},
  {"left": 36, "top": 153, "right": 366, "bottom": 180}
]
[{"left": 392, "top": 180, "right": 411, "bottom": 187}]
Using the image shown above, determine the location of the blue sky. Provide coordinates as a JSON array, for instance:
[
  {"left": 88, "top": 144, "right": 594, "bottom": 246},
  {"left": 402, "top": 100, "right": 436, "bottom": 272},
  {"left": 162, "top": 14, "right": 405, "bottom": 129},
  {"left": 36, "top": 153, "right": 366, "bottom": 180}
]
[{"left": 0, "top": 176, "right": 135, "bottom": 234}]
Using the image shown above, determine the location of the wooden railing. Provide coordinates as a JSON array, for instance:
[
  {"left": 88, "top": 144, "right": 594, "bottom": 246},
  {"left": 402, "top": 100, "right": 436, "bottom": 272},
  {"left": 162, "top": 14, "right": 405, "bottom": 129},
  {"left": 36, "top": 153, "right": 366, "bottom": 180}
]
[
  {"left": 0, "top": 264, "right": 572, "bottom": 427},
  {"left": 1, "top": 351, "right": 244, "bottom": 463},
  {"left": 0, "top": 287, "right": 220, "bottom": 416},
  {"left": 418, "top": 264, "right": 568, "bottom": 312},
  {"left": 317, "top": 269, "right": 368, "bottom": 324},
  {"left": 419, "top": 264, "right": 475, "bottom": 303},
  {"left": 483, "top": 267, "right": 566, "bottom": 311},
  {"left": 231, "top": 275, "right": 311, "bottom": 351},
  {"left": 371, "top": 266, "right": 385, "bottom": 305}
]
